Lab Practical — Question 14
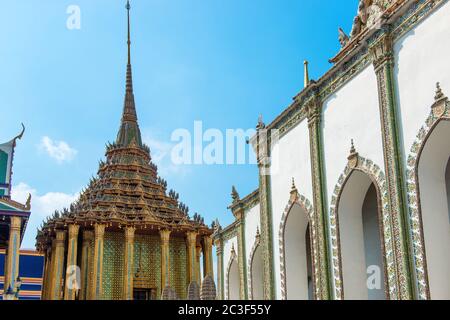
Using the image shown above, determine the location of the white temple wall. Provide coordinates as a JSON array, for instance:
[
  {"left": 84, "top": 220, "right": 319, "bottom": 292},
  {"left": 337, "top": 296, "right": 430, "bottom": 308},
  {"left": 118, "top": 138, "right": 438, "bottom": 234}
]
[
  {"left": 216, "top": 0, "right": 450, "bottom": 301},
  {"left": 269, "top": 119, "right": 312, "bottom": 299},
  {"left": 394, "top": 0, "right": 450, "bottom": 157},
  {"left": 322, "top": 65, "right": 384, "bottom": 208},
  {"left": 244, "top": 203, "right": 261, "bottom": 264}
]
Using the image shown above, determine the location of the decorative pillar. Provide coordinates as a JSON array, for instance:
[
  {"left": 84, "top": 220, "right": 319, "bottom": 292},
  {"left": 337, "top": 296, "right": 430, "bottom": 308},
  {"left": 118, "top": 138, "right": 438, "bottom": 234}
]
[
  {"left": 214, "top": 237, "right": 224, "bottom": 300},
  {"left": 64, "top": 224, "right": 80, "bottom": 300},
  {"left": 90, "top": 224, "right": 105, "bottom": 300},
  {"left": 41, "top": 247, "right": 51, "bottom": 300},
  {"left": 123, "top": 226, "right": 135, "bottom": 300},
  {"left": 46, "top": 240, "right": 57, "bottom": 300},
  {"left": 50, "top": 230, "right": 66, "bottom": 300},
  {"left": 370, "top": 31, "right": 413, "bottom": 300},
  {"left": 305, "top": 93, "right": 331, "bottom": 300},
  {"left": 80, "top": 230, "right": 93, "bottom": 300},
  {"left": 196, "top": 245, "right": 202, "bottom": 283},
  {"left": 160, "top": 229, "right": 171, "bottom": 291},
  {"left": 203, "top": 236, "right": 214, "bottom": 279},
  {"left": 186, "top": 231, "right": 198, "bottom": 284},
  {"left": 4, "top": 216, "right": 21, "bottom": 296},
  {"left": 230, "top": 198, "right": 248, "bottom": 300},
  {"left": 255, "top": 120, "right": 276, "bottom": 299}
]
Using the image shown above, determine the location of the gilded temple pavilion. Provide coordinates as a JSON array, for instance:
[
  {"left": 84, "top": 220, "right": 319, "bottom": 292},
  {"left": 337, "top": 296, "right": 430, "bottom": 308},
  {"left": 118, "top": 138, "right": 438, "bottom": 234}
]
[{"left": 36, "top": 2, "right": 214, "bottom": 300}]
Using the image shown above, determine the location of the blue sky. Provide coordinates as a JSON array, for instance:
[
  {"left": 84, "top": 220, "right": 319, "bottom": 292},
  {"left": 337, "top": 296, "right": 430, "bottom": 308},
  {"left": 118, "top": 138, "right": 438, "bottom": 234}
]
[{"left": 0, "top": 0, "right": 357, "bottom": 249}]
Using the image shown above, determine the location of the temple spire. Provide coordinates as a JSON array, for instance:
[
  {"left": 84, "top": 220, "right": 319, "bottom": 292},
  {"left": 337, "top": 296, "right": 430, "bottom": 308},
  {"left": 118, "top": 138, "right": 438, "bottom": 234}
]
[
  {"left": 116, "top": 0, "right": 143, "bottom": 147},
  {"left": 127, "top": 0, "right": 131, "bottom": 65}
]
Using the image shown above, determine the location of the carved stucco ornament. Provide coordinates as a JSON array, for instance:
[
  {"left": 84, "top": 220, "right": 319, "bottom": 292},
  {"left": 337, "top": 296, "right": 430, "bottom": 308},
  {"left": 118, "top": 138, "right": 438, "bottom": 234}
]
[
  {"left": 432, "top": 82, "right": 448, "bottom": 118},
  {"left": 289, "top": 177, "right": 299, "bottom": 202},
  {"left": 338, "top": 27, "right": 350, "bottom": 48},
  {"left": 350, "top": 0, "right": 390, "bottom": 39},
  {"left": 347, "top": 139, "right": 359, "bottom": 168}
]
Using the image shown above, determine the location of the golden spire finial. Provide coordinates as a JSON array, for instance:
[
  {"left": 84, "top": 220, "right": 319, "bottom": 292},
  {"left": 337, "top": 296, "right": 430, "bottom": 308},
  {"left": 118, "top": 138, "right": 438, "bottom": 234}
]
[{"left": 304, "top": 60, "right": 310, "bottom": 88}]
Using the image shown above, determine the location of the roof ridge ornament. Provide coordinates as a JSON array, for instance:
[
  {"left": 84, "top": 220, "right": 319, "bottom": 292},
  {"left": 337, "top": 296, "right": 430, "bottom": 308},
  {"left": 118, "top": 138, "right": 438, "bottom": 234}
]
[
  {"left": 231, "top": 186, "right": 240, "bottom": 204},
  {"left": 338, "top": 28, "right": 350, "bottom": 48},
  {"left": 350, "top": 0, "right": 385, "bottom": 38},
  {"left": 256, "top": 114, "right": 265, "bottom": 130}
]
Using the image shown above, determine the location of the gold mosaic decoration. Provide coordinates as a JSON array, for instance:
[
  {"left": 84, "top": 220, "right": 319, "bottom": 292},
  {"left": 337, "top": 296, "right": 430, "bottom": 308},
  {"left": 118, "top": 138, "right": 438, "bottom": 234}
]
[
  {"left": 169, "top": 237, "right": 187, "bottom": 299},
  {"left": 102, "top": 232, "right": 125, "bottom": 300},
  {"left": 133, "top": 234, "right": 161, "bottom": 298}
]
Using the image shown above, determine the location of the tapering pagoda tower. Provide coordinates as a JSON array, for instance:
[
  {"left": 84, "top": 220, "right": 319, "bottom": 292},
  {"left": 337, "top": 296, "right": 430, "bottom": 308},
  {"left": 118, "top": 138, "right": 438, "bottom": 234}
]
[{"left": 36, "top": 1, "right": 213, "bottom": 300}]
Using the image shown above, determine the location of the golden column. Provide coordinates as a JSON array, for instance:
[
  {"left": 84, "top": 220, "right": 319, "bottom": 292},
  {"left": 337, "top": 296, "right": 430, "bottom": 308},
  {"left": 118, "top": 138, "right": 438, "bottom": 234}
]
[
  {"left": 46, "top": 240, "right": 57, "bottom": 300},
  {"left": 123, "top": 226, "right": 135, "bottom": 300},
  {"left": 160, "top": 229, "right": 171, "bottom": 291},
  {"left": 50, "top": 230, "right": 66, "bottom": 300},
  {"left": 4, "top": 216, "right": 21, "bottom": 295},
  {"left": 214, "top": 237, "right": 224, "bottom": 300},
  {"left": 90, "top": 224, "right": 105, "bottom": 300},
  {"left": 196, "top": 245, "right": 202, "bottom": 283},
  {"left": 41, "top": 247, "right": 52, "bottom": 300},
  {"left": 203, "top": 236, "right": 214, "bottom": 279},
  {"left": 80, "top": 230, "right": 93, "bottom": 300},
  {"left": 186, "top": 231, "right": 198, "bottom": 284},
  {"left": 64, "top": 224, "right": 80, "bottom": 300}
]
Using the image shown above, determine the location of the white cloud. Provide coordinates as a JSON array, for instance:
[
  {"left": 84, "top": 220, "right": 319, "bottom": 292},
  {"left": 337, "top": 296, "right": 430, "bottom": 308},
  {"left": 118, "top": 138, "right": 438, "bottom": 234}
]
[
  {"left": 142, "top": 131, "right": 190, "bottom": 177},
  {"left": 38, "top": 136, "right": 77, "bottom": 163},
  {"left": 11, "top": 182, "right": 79, "bottom": 249}
]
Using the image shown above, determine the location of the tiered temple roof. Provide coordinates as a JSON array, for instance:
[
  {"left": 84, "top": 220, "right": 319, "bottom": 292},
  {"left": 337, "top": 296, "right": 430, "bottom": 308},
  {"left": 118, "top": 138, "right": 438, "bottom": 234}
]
[{"left": 36, "top": 2, "right": 211, "bottom": 251}]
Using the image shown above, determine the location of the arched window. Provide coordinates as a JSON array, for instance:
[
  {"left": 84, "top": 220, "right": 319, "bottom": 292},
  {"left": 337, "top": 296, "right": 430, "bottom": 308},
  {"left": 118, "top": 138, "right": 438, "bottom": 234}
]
[
  {"left": 416, "top": 120, "right": 450, "bottom": 299},
  {"left": 282, "top": 203, "right": 313, "bottom": 300},
  {"left": 337, "top": 170, "right": 386, "bottom": 300},
  {"left": 249, "top": 239, "right": 263, "bottom": 300},
  {"left": 227, "top": 254, "right": 239, "bottom": 300}
]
